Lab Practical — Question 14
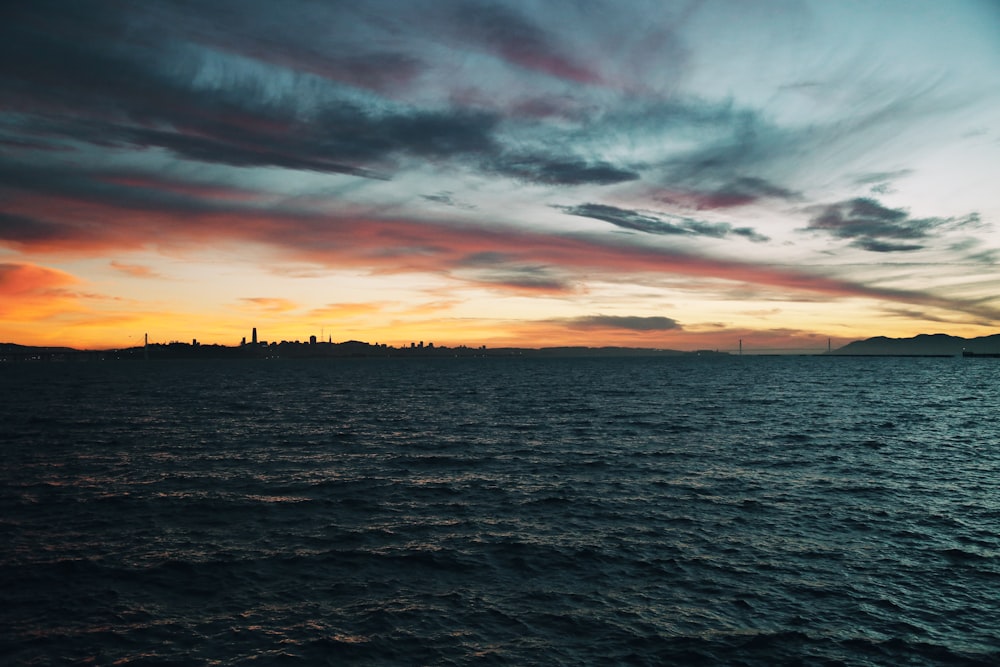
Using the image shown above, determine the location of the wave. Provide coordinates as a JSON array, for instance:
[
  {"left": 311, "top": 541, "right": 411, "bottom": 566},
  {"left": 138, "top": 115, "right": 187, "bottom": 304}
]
[{"left": 4, "top": 356, "right": 1000, "bottom": 664}]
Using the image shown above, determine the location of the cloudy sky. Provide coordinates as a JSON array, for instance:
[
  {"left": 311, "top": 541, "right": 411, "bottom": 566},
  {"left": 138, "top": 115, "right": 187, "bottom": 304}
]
[{"left": 2, "top": 0, "right": 999, "bottom": 351}]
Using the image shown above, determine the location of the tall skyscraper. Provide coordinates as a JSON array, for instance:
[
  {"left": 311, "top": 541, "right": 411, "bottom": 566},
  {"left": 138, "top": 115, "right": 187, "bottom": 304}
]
[{"left": 252, "top": 327, "right": 257, "bottom": 345}]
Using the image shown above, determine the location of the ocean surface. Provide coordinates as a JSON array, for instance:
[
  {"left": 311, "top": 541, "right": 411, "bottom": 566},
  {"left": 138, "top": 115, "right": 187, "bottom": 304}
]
[{"left": 2, "top": 355, "right": 998, "bottom": 666}]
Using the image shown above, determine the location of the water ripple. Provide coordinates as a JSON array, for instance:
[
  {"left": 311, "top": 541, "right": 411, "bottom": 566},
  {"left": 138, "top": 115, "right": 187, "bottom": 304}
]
[{"left": 2, "top": 357, "right": 999, "bottom": 665}]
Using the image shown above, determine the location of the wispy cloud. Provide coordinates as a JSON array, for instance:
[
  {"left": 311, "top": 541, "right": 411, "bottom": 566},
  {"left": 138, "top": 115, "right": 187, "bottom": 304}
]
[
  {"left": 239, "top": 297, "right": 299, "bottom": 313},
  {"left": 0, "top": 262, "right": 81, "bottom": 320},
  {"left": 4, "top": 163, "right": 998, "bottom": 322},
  {"left": 490, "top": 154, "right": 639, "bottom": 186},
  {"left": 448, "top": 2, "right": 601, "bottom": 84},
  {"left": 307, "top": 302, "right": 384, "bottom": 319},
  {"left": 561, "top": 315, "right": 682, "bottom": 332},
  {"left": 109, "top": 261, "right": 162, "bottom": 279},
  {"left": 656, "top": 177, "right": 799, "bottom": 210},
  {"left": 804, "top": 197, "right": 982, "bottom": 252},
  {"left": 558, "top": 203, "right": 769, "bottom": 242},
  {"left": 422, "top": 192, "right": 477, "bottom": 210}
]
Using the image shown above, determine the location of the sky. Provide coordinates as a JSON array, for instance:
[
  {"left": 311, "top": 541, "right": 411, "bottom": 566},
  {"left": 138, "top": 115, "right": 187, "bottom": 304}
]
[{"left": 2, "top": 0, "right": 999, "bottom": 351}]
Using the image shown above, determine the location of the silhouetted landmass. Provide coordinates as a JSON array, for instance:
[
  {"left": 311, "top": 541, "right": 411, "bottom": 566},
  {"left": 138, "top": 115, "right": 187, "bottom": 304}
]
[
  {"left": 829, "top": 333, "right": 1000, "bottom": 356},
  {"left": 6, "top": 332, "right": 1000, "bottom": 362},
  {"left": 0, "top": 343, "right": 90, "bottom": 362},
  {"left": 0, "top": 340, "right": 730, "bottom": 362}
]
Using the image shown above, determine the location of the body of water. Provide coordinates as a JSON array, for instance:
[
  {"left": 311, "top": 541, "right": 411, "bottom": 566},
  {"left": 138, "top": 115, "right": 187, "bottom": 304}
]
[{"left": 2, "top": 356, "right": 998, "bottom": 665}]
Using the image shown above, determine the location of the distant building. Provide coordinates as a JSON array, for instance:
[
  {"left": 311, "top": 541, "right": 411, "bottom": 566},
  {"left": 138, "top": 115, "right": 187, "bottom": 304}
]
[{"left": 252, "top": 327, "right": 258, "bottom": 345}]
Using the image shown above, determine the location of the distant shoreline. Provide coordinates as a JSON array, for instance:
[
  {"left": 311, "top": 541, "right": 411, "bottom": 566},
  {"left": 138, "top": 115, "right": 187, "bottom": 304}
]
[
  {"left": 3, "top": 344, "right": 994, "bottom": 363},
  {"left": 0, "top": 341, "right": 733, "bottom": 362},
  {"left": 4, "top": 330, "right": 999, "bottom": 362}
]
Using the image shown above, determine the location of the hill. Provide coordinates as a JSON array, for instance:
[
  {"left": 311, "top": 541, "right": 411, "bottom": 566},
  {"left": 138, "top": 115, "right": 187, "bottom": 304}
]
[{"left": 831, "top": 333, "right": 1000, "bottom": 356}]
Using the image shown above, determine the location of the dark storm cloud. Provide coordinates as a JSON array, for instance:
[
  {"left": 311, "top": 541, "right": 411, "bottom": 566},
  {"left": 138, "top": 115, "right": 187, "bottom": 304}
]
[
  {"left": 852, "top": 239, "right": 926, "bottom": 253},
  {"left": 0, "top": 3, "right": 239, "bottom": 128},
  {"left": 1, "top": 22, "right": 500, "bottom": 177},
  {"left": 181, "top": 18, "right": 425, "bottom": 92},
  {"left": 563, "top": 315, "right": 682, "bottom": 331},
  {"left": 0, "top": 212, "right": 71, "bottom": 245},
  {"left": 360, "top": 108, "right": 499, "bottom": 158},
  {"left": 805, "top": 198, "right": 980, "bottom": 252},
  {"left": 478, "top": 272, "right": 572, "bottom": 292},
  {"left": 491, "top": 155, "right": 639, "bottom": 186},
  {"left": 558, "top": 204, "right": 769, "bottom": 242},
  {"left": 126, "top": 105, "right": 499, "bottom": 176},
  {"left": 0, "top": 3, "right": 504, "bottom": 179},
  {"left": 0, "top": 161, "right": 236, "bottom": 218},
  {"left": 0, "top": 1, "right": 810, "bottom": 195},
  {"left": 112, "top": 0, "right": 429, "bottom": 94},
  {"left": 1, "top": 4, "right": 638, "bottom": 189},
  {"left": 124, "top": 127, "right": 389, "bottom": 179}
]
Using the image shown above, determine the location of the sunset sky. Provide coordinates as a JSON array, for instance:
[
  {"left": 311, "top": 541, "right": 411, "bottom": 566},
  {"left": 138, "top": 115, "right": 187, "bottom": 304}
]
[{"left": 2, "top": 0, "right": 999, "bottom": 351}]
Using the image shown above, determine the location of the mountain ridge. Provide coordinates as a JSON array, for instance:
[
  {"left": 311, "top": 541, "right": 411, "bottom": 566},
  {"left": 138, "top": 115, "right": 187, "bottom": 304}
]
[{"left": 831, "top": 333, "right": 1000, "bottom": 356}]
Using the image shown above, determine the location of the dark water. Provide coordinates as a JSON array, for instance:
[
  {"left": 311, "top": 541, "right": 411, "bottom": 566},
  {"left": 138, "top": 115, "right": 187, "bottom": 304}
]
[{"left": 2, "top": 356, "right": 998, "bottom": 665}]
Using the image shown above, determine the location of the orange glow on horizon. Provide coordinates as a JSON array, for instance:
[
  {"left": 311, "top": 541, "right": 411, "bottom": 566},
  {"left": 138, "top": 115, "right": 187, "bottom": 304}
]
[
  {"left": 1, "top": 253, "right": 994, "bottom": 351},
  {"left": 4, "top": 309, "right": 988, "bottom": 354}
]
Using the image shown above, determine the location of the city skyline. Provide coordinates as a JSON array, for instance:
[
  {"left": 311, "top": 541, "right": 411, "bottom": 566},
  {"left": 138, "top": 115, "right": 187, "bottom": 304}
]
[
  {"left": 2, "top": 1, "right": 999, "bottom": 351},
  {"left": 9, "top": 326, "right": 1000, "bottom": 360}
]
